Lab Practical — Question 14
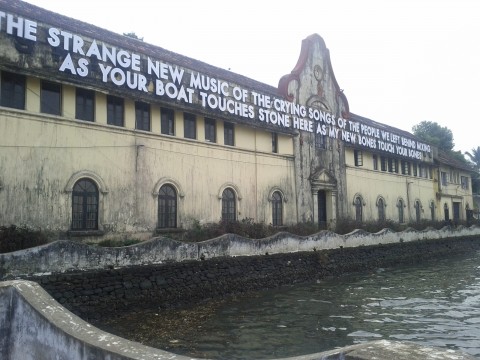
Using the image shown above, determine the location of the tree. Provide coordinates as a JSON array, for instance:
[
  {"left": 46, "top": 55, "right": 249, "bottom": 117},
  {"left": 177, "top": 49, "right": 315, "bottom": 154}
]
[
  {"left": 465, "top": 146, "right": 480, "bottom": 171},
  {"left": 123, "top": 32, "right": 143, "bottom": 41},
  {"left": 412, "top": 121, "right": 454, "bottom": 152},
  {"left": 465, "top": 146, "right": 480, "bottom": 194}
]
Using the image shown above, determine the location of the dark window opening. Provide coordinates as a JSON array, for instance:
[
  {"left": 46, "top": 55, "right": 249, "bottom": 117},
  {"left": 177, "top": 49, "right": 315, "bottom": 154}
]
[
  {"left": 75, "top": 88, "right": 95, "bottom": 121},
  {"left": 224, "top": 122, "right": 234, "bottom": 146},
  {"left": 184, "top": 112, "right": 196, "bottom": 139},
  {"left": 161, "top": 107, "right": 175, "bottom": 135},
  {"left": 205, "top": 118, "right": 216, "bottom": 142},
  {"left": 272, "top": 132, "right": 278, "bottom": 153},
  {"left": 135, "top": 101, "right": 150, "bottom": 131},
  {"left": 354, "top": 150, "right": 363, "bottom": 166},
  {"left": 41, "top": 81, "right": 61, "bottom": 115},
  {"left": 1, "top": 71, "right": 25, "bottom": 110},
  {"left": 107, "top": 95, "right": 124, "bottom": 127}
]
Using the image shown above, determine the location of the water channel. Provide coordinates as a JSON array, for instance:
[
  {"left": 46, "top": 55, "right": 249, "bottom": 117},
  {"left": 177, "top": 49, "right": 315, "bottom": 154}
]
[{"left": 97, "top": 249, "right": 480, "bottom": 359}]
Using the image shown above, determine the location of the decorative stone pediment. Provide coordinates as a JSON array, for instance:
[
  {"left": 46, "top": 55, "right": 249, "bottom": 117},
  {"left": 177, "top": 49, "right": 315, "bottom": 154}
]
[
  {"left": 309, "top": 168, "right": 337, "bottom": 192},
  {"left": 278, "top": 34, "right": 349, "bottom": 119}
]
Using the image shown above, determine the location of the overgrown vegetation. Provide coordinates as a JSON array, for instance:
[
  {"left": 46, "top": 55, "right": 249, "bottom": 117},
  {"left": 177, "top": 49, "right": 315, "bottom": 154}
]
[
  {"left": 0, "top": 225, "right": 49, "bottom": 253},
  {"left": 2, "top": 217, "right": 477, "bottom": 252},
  {"left": 164, "top": 217, "right": 472, "bottom": 243}
]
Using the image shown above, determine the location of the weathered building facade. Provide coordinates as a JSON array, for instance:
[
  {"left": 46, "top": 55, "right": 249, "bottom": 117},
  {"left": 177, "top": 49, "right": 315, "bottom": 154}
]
[{"left": 0, "top": 0, "right": 474, "bottom": 240}]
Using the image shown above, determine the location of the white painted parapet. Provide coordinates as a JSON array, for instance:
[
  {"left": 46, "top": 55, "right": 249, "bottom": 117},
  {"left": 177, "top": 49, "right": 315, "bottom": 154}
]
[
  {"left": 0, "top": 280, "right": 193, "bottom": 360},
  {"left": 1, "top": 225, "right": 479, "bottom": 278}
]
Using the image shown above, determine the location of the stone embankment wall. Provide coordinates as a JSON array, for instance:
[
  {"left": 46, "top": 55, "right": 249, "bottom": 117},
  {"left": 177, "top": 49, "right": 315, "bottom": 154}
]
[
  {"left": 1, "top": 225, "right": 480, "bottom": 279},
  {"left": 30, "top": 234, "right": 480, "bottom": 321}
]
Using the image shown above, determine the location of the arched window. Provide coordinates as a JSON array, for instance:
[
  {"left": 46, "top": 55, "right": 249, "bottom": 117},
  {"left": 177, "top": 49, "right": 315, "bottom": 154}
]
[
  {"left": 377, "top": 197, "right": 385, "bottom": 221},
  {"left": 398, "top": 199, "right": 404, "bottom": 223},
  {"left": 222, "top": 188, "right": 236, "bottom": 222},
  {"left": 72, "top": 178, "right": 98, "bottom": 230},
  {"left": 272, "top": 191, "right": 283, "bottom": 226},
  {"left": 415, "top": 200, "right": 421, "bottom": 222},
  {"left": 354, "top": 196, "right": 363, "bottom": 222},
  {"left": 158, "top": 184, "right": 177, "bottom": 228}
]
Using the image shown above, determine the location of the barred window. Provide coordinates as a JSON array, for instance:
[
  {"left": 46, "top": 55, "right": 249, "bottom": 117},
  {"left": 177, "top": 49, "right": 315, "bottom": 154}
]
[
  {"left": 222, "top": 188, "right": 236, "bottom": 222},
  {"left": 158, "top": 185, "right": 177, "bottom": 228},
  {"left": 272, "top": 191, "right": 283, "bottom": 226},
  {"left": 72, "top": 179, "right": 98, "bottom": 230}
]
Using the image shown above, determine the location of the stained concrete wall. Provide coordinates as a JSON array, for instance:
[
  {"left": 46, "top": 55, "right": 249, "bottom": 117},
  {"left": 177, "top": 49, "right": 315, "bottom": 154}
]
[
  {"left": 2, "top": 225, "right": 480, "bottom": 279},
  {"left": 0, "top": 281, "right": 474, "bottom": 360}
]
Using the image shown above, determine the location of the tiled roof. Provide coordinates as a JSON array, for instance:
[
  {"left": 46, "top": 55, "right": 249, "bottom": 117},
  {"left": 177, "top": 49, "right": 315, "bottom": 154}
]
[{"left": 3, "top": 0, "right": 279, "bottom": 96}]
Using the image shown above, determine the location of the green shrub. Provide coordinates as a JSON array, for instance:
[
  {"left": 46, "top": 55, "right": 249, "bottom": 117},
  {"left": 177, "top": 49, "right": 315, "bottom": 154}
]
[{"left": 0, "top": 225, "right": 49, "bottom": 253}]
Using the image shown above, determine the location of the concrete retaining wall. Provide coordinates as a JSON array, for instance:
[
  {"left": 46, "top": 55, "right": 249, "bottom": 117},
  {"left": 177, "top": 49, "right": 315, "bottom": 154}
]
[
  {"left": 2, "top": 225, "right": 479, "bottom": 278},
  {"left": 0, "top": 281, "right": 474, "bottom": 360}
]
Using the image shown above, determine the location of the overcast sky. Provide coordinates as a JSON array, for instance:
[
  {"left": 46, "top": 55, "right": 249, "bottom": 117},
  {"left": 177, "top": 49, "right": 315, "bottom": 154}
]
[{"left": 25, "top": 0, "right": 480, "bottom": 155}]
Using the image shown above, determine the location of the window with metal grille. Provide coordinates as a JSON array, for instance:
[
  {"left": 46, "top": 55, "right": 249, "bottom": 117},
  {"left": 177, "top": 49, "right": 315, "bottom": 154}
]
[
  {"left": 272, "top": 191, "right": 283, "bottom": 226},
  {"left": 222, "top": 188, "right": 236, "bottom": 222},
  {"left": 354, "top": 150, "right": 363, "bottom": 166},
  {"left": 72, "top": 179, "right": 98, "bottom": 230},
  {"left": 415, "top": 201, "right": 421, "bottom": 222},
  {"left": 135, "top": 101, "right": 150, "bottom": 131},
  {"left": 398, "top": 199, "right": 404, "bottom": 223},
  {"left": 377, "top": 198, "right": 385, "bottom": 221},
  {"left": 355, "top": 196, "right": 363, "bottom": 222},
  {"left": 184, "top": 112, "right": 196, "bottom": 139},
  {"left": 161, "top": 107, "right": 175, "bottom": 135},
  {"left": 1, "top": 71, "right": 25, "bottom": 110},
  {"left": 205, "top": 118, "right": 216, "bottom": 142},
  {"left": 107, "top": 95, "right": 124, "bottom": 126},
  {"left": 41, "top": 80, "right": 61, "bottom": 115},
  {"left": 75, "top": 88, "right": 95, "bottom": 121},
  {"left": 224, "top": 122, "right": 234, "bottom": 146},
  {"left": 158, "top": 184, "right": 177, "bottom": 228}
]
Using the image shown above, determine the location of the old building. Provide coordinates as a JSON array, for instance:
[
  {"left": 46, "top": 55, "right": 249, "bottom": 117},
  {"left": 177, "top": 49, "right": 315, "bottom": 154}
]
[{"left": 0, "top": 0, "right": 473, "bottom": 240}]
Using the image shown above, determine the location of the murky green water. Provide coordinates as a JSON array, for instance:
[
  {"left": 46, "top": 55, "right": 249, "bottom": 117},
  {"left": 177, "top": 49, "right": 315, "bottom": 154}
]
[{"left": 101, "top": 250, "right": 480, "bottom": 359}]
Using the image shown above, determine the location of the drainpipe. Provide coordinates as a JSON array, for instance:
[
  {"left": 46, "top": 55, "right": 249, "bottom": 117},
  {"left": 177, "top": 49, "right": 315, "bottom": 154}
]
[{"left": 406, "top": 180, "right": 413, "bottom": 222}]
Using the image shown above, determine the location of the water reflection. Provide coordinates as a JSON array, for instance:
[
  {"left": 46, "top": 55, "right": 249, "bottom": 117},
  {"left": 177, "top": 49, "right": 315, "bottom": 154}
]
[
  {"left": 177, "top": 251, "right": 480, "bottom": 359},
  {"left": 99, "top": 250, "right": 480, "bottom": 359}
]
